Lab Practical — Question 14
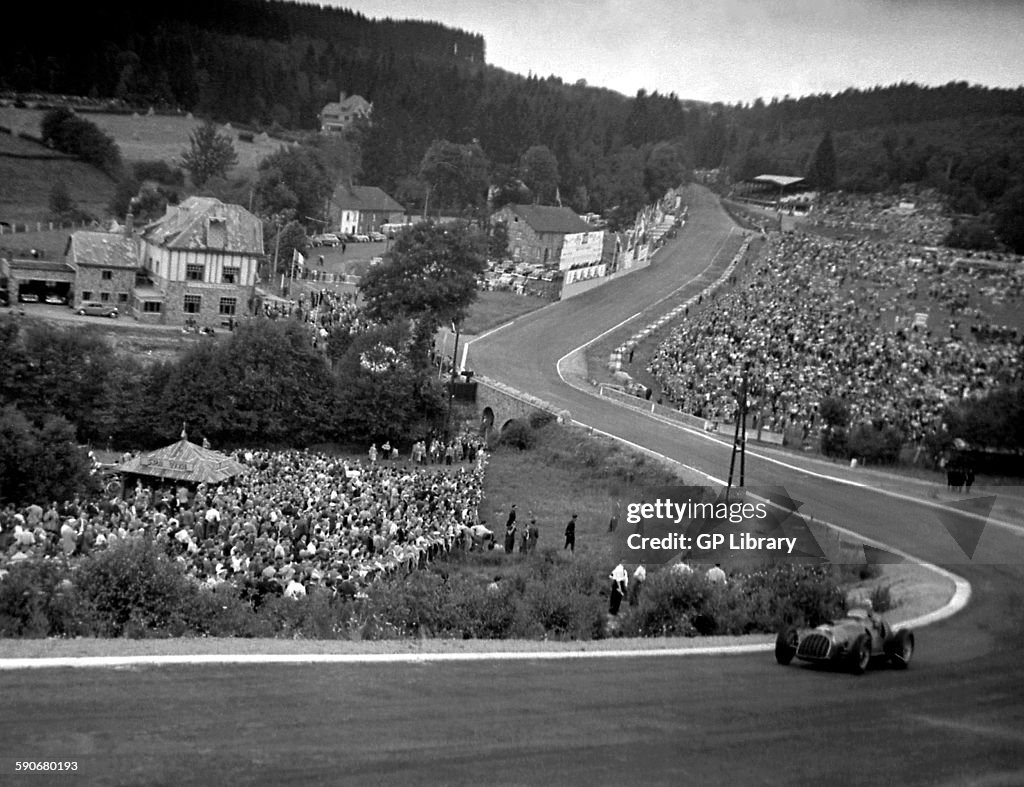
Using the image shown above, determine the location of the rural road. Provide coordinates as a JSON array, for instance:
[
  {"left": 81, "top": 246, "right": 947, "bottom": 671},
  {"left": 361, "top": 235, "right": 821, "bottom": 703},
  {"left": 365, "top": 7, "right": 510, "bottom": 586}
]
[{"left": 2, "top": 186, "right": 1023, "bottom": 785}]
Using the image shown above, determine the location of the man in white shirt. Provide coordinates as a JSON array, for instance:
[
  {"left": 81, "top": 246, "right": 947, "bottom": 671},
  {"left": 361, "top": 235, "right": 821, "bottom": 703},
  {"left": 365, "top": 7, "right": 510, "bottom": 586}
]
[{"left": 609, "top": 562, "right": 629, "bottom": 615}]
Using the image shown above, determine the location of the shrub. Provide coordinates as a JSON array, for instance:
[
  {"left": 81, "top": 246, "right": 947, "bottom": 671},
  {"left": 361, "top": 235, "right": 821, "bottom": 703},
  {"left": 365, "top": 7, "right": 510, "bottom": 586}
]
[
  {"left": 40, "top": 107, "right": 122, "bottom": 176},
  {"left": 847, "top": 423, "right": 904, "bottom": 464},
  {"left": 500, "top": 420, "right": 535, "bottom": 450},
  {"left": 132, "top": 160, "right": 185, "bottom": 187},
  {"left": 0, "top": 556, "right": 82, "bottom": 638},
  {"left": 869, "top": 583, "right": 895, "bottom": 613},
  {"left": 618, "top": 563, "right": 846, "bottom": 637},
  {"left": 75, "top": 541, "right": 200, "bottom": 637}
]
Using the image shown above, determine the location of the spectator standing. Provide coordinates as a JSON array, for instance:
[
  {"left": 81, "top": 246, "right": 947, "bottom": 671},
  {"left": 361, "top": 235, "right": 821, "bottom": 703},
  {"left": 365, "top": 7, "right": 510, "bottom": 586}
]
[
  {"left": 504, "top": 519, "right": 516, "bottom": 553},
  {"left": 630, "top": 563, "right": 646, "bottom": 606},
  {"left": 528, "top": 517, "right": 539, "bottom": 553},
  {"left": 564, "top": 513, "right": 577, "bottom": 553},
  {"left": 706, "top": 563, "right": 727, "bottom": 584},
  {"left": 609, "top": 562, "right": 628, "bottom": 615},
  {"left": 608, "top": 500, "right": 620, "bottom": 533}
]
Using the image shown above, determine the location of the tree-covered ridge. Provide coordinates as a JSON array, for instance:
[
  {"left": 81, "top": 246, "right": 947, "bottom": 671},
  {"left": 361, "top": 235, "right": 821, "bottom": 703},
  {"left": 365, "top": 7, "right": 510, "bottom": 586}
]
[
  {"left": 2, "top": 2, "right": 482, "bottom": 134},
  {"left": 7, "top": 1, "right": 1024, "bottom": 248},
  {"left": 724, "top": 82, "right": 1024, "bottom": 137}
]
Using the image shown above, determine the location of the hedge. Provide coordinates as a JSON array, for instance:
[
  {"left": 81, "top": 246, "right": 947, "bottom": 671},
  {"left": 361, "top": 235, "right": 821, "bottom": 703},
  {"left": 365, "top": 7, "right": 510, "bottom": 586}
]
[{"left": 0, "top": 542, "right": 855, "bottom": 641}]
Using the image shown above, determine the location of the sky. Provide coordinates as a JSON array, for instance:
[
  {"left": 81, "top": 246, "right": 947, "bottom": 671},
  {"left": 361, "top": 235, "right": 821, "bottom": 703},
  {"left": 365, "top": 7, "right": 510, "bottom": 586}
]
[{"left": 334, "top": 0, "right": 1024, "bottom": 104}]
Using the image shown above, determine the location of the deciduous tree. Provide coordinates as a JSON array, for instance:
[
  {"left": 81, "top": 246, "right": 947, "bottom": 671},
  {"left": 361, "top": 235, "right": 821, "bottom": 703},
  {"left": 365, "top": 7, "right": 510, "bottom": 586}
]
[
  {"left": 359, "top": 222, "right": 485, "bottom": 338},
  {"left": 518, "top": 145, "right": 559, "bottom": 204},
  {"left": 181, "top": 120, "right": 239, "bottom": 188}
]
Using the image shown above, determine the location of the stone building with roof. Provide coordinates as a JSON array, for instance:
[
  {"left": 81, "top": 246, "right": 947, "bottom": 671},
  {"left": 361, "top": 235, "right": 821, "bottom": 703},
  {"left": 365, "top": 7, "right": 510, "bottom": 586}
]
[
  {"left": 319, "top": 92, "right": 372, "bottom": 133},
  {"left": 330, "top": 185, "right": 405, "bottom": 236},
  {"left": 65, "top": 224, "right": 138, "bottom": 311},
  {"left": 492, "top": 204, "right": 598, "bottom": 268},
  {"left": 135, "top": 197, "right": 263, "bottom": 326},
  {"left": 55, "top": 197, "right": 263, "bottom": 326}
]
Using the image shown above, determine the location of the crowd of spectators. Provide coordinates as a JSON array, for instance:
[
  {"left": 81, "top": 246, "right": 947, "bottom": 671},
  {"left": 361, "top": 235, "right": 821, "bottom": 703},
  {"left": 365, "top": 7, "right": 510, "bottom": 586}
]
[
  {"left": 810, "top": 190, "right": 952, "bottom": 246},
  {"left": 648, "top": 207, "right": 1024, "bottom": 441},
  {"left": 256, "top": 289, "right": 366, "bottom": 351},
  {"left": 0, "top": 447, "right": 491, "bottom": 604}
]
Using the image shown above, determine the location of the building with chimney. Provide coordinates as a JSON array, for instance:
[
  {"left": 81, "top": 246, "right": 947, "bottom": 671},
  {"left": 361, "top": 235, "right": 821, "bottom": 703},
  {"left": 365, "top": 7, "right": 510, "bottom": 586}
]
[
  {"left": 135, "top": 197, "right": 263, "bottom": 325},
  {"left": 319, "top": 92, "right": 372, "bottom": 133}
]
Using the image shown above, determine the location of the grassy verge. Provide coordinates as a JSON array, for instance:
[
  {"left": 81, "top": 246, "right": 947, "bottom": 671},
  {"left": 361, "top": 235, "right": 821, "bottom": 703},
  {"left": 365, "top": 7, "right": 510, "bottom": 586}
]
[
  {"left": 460, "top": 290, "right": 549, "bottom": 336},
  {"left": 477, "top": 420, "right": 698, "bottom": 566}
]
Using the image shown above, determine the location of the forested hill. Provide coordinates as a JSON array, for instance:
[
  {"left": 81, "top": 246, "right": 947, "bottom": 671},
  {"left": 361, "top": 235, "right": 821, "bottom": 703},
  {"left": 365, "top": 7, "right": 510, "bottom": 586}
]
[
  {"left": 727, "top": 82, "right": 1024, "bottom": 135},
  {"left": 5, "top": 1, "right": 1024, "bottom": 249},
  {"left": 1, "top": 0, "right": 484, "bottom": 124}
]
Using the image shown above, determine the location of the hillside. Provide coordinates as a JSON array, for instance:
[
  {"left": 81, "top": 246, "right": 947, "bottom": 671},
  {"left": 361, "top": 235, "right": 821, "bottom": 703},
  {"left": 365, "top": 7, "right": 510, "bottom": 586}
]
[
  {"left": 0, "top": 130, "right": 117, "bottom": 225},
  {"left": 0, "top": 107, "right": 285, "bottom": 179}
]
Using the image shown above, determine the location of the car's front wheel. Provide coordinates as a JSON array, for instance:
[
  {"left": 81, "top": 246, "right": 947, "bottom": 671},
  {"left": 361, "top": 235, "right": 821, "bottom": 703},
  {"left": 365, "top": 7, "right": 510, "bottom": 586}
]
[
  {"left": 775, "top": 626, "right": 798, "bottom": 665},
  {"left": 847, "top": 633, "right": 871, "bottom": 674},
  {"left": 885, "top": 629, "right": 914, "bottom": 669},
  {"left": 77, "top": 309, "right": 86, "bottom": 315}
]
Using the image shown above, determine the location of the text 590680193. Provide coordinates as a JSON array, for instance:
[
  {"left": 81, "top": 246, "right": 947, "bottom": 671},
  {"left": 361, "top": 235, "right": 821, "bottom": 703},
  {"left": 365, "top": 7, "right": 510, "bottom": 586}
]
[{"left": 16, "top": 762, "right": 78, "bottom": 771}]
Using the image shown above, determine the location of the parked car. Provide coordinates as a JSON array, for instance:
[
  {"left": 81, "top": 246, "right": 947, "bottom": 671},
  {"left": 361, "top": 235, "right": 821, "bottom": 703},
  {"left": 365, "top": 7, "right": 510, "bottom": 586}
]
[
  {"left": 77, "top": 300, "right": 118, "bottom": 318},
  {"left": 311, "top": 233, "right": 341, "bottom": 247},
  {"left": 19, "top": 292, "right": 40, "bottom": 303},
  {"left": 353, "top": 233, "right": 371, "bottom": 243},
  {"left": 369, "top": 231, "right": 386, "bottom": 242},
  {"left": 44, "top": 293, "right": 67, "bottom": 305}
]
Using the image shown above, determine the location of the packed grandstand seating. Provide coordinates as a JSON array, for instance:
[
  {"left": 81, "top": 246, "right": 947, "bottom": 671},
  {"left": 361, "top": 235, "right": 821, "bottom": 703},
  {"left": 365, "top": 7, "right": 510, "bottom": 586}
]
[
  {"left": 648, "top": 196, "right": 1024, "bottom": 441},
  {"left": 0, "top": 445, "right": 490, "bottom": 600}
]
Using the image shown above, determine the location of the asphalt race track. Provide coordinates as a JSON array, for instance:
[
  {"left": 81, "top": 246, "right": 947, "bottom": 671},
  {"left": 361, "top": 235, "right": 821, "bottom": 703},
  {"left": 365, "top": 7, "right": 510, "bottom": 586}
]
[{"left": 3, "top": 187, "right": 1024, "bottom": 786}]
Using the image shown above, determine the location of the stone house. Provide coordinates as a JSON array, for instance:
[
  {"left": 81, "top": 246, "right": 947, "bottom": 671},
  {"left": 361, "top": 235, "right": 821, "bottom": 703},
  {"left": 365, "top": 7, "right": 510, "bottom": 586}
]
[
  {"left": 65, "top": 227, "right": 138, "bottom": 311},
  {"left": 492, "top": 204, "right": 594, "bottom": 267}
]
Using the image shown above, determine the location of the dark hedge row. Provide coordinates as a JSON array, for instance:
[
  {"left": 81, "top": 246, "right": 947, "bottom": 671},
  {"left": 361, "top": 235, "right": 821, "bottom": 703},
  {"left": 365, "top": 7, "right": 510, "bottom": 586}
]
[{"left": 0, "top": 540, "right": 867, "bottom": 641}]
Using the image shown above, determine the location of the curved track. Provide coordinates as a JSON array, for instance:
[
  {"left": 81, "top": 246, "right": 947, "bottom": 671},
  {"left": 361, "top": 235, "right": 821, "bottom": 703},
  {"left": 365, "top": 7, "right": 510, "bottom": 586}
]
[
  {"left": 461, "top": 185, "right": 1024, "bottom": 784},
  {"left": 2, "top": 188, "right": 1023, "bottom": 785}
]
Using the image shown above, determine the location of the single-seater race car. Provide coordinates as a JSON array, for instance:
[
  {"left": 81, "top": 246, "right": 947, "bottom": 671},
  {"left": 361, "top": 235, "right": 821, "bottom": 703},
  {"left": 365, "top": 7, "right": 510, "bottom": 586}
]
[{"left": 774, "top": 600, "right": 914, "bottom": 674}]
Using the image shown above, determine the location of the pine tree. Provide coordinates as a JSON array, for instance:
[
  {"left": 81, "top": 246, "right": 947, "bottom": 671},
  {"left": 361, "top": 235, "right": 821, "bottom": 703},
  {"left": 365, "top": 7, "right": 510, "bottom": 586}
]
[
  {"left": 808, "top": 131, "right": 838, "bottom": 191},
  {"left": 181, "top": 120, "right": 238, "bottom": 188}
]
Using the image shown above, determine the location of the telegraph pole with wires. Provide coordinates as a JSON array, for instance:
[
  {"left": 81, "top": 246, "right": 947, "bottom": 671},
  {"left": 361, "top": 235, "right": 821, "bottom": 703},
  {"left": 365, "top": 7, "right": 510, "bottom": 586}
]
[{"left": 726, "top": 362, "right": 750, "bottom": 501}]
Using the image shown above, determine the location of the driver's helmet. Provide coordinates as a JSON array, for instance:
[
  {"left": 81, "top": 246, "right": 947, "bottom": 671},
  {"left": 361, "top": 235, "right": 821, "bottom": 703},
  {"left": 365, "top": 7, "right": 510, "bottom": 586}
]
[{"left": 848, "top": 597, "right": 873, "bottom": 617}]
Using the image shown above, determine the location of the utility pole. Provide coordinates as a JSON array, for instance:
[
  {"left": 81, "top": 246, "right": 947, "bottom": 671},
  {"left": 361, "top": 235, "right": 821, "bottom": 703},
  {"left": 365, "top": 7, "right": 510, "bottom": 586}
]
[
  {"left": 445, "top": 321, "right": 461, "bottom": 439},
  {"left": 272, "top": 218, "right": 283, "bottom": 294},
  {"left": 726, "top": 363, "right": 749, "bottom": 500}
]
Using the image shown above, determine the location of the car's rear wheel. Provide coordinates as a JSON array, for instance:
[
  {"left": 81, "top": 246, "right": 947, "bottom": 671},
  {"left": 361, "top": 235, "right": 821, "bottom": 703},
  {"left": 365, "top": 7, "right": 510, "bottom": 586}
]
[
  {"left": 775, "top": 626, "right": 798, "bottom": 665},
  {"left": 885, "top": 629, "right": 914, "bottom": 669},
  {"left": 77, "top": 309, "right": 85, "bottom": 315},
  {"left": 848, "top": 633, "right": 871, "bottom": 674}
]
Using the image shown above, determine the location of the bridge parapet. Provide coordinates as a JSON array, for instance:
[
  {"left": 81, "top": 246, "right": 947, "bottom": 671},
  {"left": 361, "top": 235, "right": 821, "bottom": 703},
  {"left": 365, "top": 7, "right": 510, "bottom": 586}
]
[{"left": 474, "top": 375, "right": 570, "bottom": 436}]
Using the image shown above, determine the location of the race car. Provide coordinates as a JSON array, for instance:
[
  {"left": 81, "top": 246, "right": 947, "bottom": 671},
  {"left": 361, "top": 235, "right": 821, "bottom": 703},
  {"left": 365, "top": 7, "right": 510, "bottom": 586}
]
[{"left": 774, "top": 601, "right": 914, "bottom": 674}]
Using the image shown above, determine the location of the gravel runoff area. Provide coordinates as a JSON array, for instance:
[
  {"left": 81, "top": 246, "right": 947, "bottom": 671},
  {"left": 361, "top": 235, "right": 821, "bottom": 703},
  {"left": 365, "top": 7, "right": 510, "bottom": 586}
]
[{"left": 0, "top": 562, "right": 954, "bottom": 660}]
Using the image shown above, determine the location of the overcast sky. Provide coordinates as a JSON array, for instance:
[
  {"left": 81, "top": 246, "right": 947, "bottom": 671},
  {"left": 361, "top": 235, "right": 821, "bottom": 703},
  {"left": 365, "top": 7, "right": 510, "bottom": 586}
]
[{"left": 336, "top": 0, "right": 1024, "bottom": 104}]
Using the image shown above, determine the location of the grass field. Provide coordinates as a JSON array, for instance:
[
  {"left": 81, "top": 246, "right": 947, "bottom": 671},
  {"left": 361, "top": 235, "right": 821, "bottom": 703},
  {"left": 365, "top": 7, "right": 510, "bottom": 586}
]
[
  {"left": 0, "top": 133, "right": 118, "bottom": 224},
  {"left": 460, "top": 290, "right": 550, "bottom": 336},
  {"left": 476, "top": 420, "right": 700, "bottom": 573},
  {"left": 0, "top": 106, "right": 286, "bottom": 226},
  {"left": 0, "top": 107, "right": 284, "bottom": 177}
]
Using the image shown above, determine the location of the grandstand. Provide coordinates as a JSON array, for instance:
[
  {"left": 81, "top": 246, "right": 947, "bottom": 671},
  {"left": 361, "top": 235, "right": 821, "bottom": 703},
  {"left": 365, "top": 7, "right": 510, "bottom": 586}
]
[{"left": 732, "top": 174, "right": 813, "bottom": 214}]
